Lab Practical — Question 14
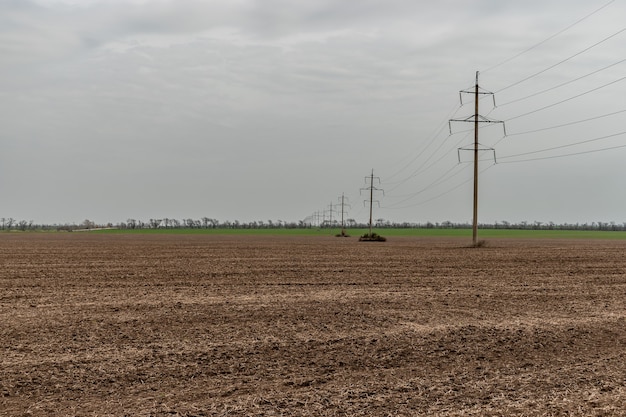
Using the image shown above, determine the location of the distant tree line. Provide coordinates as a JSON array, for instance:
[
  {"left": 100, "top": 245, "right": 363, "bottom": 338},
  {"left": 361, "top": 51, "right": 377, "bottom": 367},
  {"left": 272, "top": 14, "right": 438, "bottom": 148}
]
[
  {"left": 1, "top": 216, "right": 625, "bottom": 232},
  {"left": 372, "top": 219, "right": 626, "bottom": 232},
  {"left": 0, "top": 218, "right": 35, "bottom": 231}
]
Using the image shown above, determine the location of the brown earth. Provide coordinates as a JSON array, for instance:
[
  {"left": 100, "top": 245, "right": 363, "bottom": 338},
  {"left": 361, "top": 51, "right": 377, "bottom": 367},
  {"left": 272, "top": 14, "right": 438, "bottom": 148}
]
[{"left": 1, "top": 233, "right": 625, "bottom": 416}]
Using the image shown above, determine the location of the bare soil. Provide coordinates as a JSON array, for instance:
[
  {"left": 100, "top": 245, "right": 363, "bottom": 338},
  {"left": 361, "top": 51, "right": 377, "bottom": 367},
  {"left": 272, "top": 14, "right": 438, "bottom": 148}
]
[{"left": 1, "top": 233, "right": 625, "bottom": 416}]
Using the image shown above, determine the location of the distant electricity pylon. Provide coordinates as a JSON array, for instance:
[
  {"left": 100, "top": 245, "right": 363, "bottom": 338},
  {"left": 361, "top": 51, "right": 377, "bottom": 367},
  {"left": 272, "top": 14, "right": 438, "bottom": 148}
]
[
  {"left": 449, "top": 71, "right": 505, "bottom": 245},
  {"left": 313, "top": 211, "right": 322, "bottom": 227},
  {"left": 360, "top": 169, "right": 384, "bottom": 236},
  {"left": 325, "top": 201, "right": 337, "bottom": 227},
  {"left": 338, "top": 193, "right": 351, "bottom": 235}
]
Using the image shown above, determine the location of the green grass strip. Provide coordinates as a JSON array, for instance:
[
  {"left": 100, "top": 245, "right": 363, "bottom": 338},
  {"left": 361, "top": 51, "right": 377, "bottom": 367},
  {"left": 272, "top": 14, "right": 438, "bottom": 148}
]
[{"left": 88, "top": 228, "right": 626, "bottom": 239}]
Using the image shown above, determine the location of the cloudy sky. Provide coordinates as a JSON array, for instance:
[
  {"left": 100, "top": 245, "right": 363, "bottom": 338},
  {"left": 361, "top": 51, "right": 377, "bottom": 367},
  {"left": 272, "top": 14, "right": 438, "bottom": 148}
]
[{"left": 1, "top": 0, "right": 624, "bottom": 225}]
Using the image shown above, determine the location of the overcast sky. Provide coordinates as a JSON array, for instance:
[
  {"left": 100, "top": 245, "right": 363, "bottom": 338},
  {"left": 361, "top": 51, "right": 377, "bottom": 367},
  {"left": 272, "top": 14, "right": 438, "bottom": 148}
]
[{"left": 1, "top": 0, "right": 625, "bottom": 225}]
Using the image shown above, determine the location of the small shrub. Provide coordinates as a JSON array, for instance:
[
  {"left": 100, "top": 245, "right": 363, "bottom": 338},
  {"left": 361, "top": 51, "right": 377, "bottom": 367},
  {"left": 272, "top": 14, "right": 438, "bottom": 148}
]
[{"left": 359, "top": 232, "right": 386, "bottom": 242}]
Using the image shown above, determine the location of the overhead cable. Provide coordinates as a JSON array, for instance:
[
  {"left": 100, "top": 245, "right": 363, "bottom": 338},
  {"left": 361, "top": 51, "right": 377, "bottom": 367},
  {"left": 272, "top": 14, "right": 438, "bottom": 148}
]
[
  {"left": 498, "top": 58, "right": 626, "bottom": 107},
  {"left": 498, "top": 143, "right": 626, "bottom": 164},
  {"left": 385, "top": 101, "right": 461, "bottom": 183},
  {"left": 508, "top": 109, "right": 626, "bottom": 136},
  {"left": 495, "top": 27, "right": 626, "bottom": 94},
  {"left": 499, "top": 131, "right": 626, "bottom": 160},
  {"left": 385, "top": 163, "right": 466, "bottom": 207},
  {"left": 386, "top": 130, "right": 472, "bottom": 193},
  {"left": 482, "top": 0, "right": 617, "bottom": 74},
  {"left": 505, "top": 76, "right": 626, "bottom": 122},
  {"left": 383, "top": 164, "right": 495, "bottom": 210}
]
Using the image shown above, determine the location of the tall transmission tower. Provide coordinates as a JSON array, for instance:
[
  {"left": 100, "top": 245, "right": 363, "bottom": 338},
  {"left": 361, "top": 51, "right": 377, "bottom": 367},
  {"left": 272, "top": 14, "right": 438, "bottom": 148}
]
[
  {"left": 449, "top": 71, "right": 505, "bottom": 245},
  {"left": 360, "top": 169, "right": 384, "bottom": 236}
]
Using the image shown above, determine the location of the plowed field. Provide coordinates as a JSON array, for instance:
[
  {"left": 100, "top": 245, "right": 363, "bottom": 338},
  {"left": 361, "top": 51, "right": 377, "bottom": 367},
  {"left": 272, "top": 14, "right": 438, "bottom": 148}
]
[{"left": 1, "top": 233, "right": 625, "bottom": 416}]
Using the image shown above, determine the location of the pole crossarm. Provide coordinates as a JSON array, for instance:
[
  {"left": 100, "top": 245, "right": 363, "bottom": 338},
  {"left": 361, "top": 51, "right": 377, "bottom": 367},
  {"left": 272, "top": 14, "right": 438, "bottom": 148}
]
[
  {"left": 449, "top": 116, "right": 506, "bottom": 135},
  {"left": 459, "top": 88, "right": 497, "bottom": 107},
  {"left": 458, "top": 146, "right": 497, "bottom": 164}
]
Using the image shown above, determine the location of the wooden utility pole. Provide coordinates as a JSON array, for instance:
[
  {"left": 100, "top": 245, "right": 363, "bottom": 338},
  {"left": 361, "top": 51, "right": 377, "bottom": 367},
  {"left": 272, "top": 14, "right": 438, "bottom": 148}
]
[
  {"left": 449, "top": 71, "right": 504, "bottom": 246},
  {"left": 338, "top": 193, "right": 351, "bottom": 236},
  {"left": 472, "top": 72, "right": 480, "bottom": 245},
  {"left": 368, "top": 171, "right": 374, "bottom": 236},
  {"left": 328, "top": 201, "right": 334, "bottom": 227},
  {"left": 341, "top": 194, "right": 346, "bottom": 234},
  {"left": 360, "top": 169, "right": 383, "bottom": 237}
]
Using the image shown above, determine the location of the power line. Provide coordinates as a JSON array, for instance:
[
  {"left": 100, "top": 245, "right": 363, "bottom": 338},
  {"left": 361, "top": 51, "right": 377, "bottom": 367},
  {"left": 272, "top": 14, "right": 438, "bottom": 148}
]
[
  {"left": 382, "top": 4, "right": 621, "bottom": 223},
  {"left": 504, "top": 76, "right": 626, "bottom": 122},
  {"left": 498, "top": 58, "right": 626, "bottom": 107},
  {"left": 382, "top": 131, "right": 478, "bottom": 216},
  {"left": 385, "top": 100, "right": 461, "bottom": 183},
  {"left": 482, "top": 0, "right": 617, "bottom": 74},
  {"left": 498, "top": 143, "right": 626, "bottom": 164},
  {"left": 383, "top": 132, "right": 476, "bottom": 206},
  {"left": 383, "top": 73, "right": 482, "bottom": 187},
  {"left": 495, "top": 26, "right": 626, "bottom": 94},
  {"left": 385, "top": 163, "right": 466, "bottom": 207},
  {"left": 507, "top": 109, "right": 626, "bottom": 137},
  {"left": 386, "top": 132, "right": 459, "bottom": 192},
  {"left": 384, "top": 164, "right": 495, "bottom": 210},
  {"left": 499, "top": 131, "right": 626, "bottom": 160}
]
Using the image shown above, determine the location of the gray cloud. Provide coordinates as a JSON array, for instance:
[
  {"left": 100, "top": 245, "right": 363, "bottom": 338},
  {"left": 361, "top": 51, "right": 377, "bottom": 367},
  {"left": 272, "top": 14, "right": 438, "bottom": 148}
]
[{"left": 1, "top": 0, "right": 624, "bottom": 224}]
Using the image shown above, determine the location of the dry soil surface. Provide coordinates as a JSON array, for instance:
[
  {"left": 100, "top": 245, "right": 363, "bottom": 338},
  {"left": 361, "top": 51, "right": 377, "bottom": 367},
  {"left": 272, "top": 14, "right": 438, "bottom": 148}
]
[{"left": 1, "top": 233, "right": 625, "bottom": 416}]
